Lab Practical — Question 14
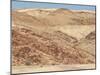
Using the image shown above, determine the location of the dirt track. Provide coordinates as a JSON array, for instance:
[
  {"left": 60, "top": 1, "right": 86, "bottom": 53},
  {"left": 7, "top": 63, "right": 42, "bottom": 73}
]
[{"left": 12, "top": 64, "right": 95, "bottom": 74}]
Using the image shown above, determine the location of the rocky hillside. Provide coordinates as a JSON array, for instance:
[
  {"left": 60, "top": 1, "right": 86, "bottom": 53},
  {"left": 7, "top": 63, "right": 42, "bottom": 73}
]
[{"left": 12, "top": 8, "right": 96, "bottom": 66}]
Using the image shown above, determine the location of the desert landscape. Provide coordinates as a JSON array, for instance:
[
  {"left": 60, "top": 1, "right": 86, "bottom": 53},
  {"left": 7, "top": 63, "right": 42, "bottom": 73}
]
[{"left": 12, "top": 8, "right": 96, "bottom": 74}]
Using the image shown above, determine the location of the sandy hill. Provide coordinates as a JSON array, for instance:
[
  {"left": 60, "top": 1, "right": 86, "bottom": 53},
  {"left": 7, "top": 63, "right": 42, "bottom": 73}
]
[
  {"left": 12, "top": 8, "right": 95, "bottom": 26},
  {"left": 12, "top": 8, "right": 95, "bottom": 68},
  {"left": 75, "top": 31, "right": 96, "bottom": 56}
]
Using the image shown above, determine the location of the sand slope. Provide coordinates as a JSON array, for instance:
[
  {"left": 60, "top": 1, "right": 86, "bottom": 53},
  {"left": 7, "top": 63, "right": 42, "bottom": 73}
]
[{"left": 12, "top": 8, "right": 96, "bottom": 74}]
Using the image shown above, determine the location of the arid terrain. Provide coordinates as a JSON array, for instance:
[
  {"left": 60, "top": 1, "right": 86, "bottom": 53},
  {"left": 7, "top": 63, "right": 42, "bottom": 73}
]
[{"left": 12, "top": 8, "right": 96, "bottom": 74}]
